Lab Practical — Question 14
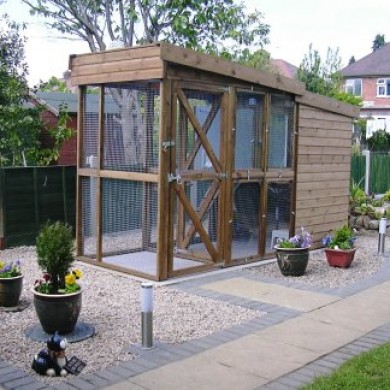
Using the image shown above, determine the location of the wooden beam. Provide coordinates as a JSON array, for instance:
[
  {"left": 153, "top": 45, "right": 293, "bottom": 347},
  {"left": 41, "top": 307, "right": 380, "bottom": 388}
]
[
  {"left": 297, "top": 92, "right": 360, "bottom": 118},
  {"left": 76, "top": 86, "right": 85, "bottom": 257},
  {"left": 78, "top": 168, "right": 158, "bottom": 183}
]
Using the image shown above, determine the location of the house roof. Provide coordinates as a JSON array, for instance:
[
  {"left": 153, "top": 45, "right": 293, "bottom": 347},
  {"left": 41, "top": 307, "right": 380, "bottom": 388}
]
[
  {"left": 270, "top": 59, "right": 298, "bottom": 78},
  {"left": 341, "top": 42, "right": 390, "bottom": 77}
]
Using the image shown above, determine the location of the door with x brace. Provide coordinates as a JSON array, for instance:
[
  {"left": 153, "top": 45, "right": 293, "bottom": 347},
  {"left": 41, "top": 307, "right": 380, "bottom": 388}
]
[{"left": 168, "top": 84, "right": 227, "bottom": 272}]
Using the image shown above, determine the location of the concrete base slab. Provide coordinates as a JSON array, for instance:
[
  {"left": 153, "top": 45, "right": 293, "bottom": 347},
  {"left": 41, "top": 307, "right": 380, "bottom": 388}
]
[{"left": 203, "top": 277, "right": 339, "bottom": 312}]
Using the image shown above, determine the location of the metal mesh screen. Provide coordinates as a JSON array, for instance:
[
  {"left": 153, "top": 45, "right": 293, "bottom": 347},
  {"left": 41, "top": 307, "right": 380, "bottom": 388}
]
[
  {"left": 268, "top": 94, "right": 294, "bottom": 169},
  {"left": 81, "top": 93, "right": 100, "bottom": 168},
  {"left": 101, "top": 179, "right": 158, "bottom": 271},
  {"left": 103, "top": 82, "right": 160, "bottom": 172},
  {"left": 235, "top": 92, "right": 264, "bottom": 170},
  {"left": 266, "top": 182, "right": 292, "bottom": 251},
  {"left": 231, "top": 181, "right": 261, "bottom": 259},
  {"left": 81, "top": 176, "right": 97, "bottom": 256}
]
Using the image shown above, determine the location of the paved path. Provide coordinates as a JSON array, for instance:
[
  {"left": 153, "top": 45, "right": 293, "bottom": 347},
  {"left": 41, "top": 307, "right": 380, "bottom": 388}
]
[{"left": 2, "top": 253, "right": 390, "bottom": 389}]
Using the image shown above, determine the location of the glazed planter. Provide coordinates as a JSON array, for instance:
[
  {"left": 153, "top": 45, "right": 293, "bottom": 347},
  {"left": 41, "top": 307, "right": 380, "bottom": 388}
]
[
  {"left": 0, "top": 275, "right": 23, "bottom": 307},
  {"left": 325, "top": 248, "right": 357, "bottom": 268},
  {"left": 275, "top": 247, "right": 310, "bottom": 276},
  {"left": 32, "top": 286, "right": 82, "bottom": 334}
]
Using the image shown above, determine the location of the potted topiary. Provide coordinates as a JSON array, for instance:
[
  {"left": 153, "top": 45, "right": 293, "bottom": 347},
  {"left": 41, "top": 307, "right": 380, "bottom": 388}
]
[
  {"left": 33, "top": 221, "right": 83, "bottom": 334},
  {"left": 274, "top": 227, "right": 313, "bottom": 276},
  {"left": 322, "top": 225, "right": 357, "bottom": 268},
  {"left": 0, "top": 259, "right": 22, "bottom": 307}
]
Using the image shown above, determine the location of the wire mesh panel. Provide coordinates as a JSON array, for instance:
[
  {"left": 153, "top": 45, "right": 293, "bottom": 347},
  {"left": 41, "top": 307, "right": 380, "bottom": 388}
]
[
  {"left": 103, "top": 82, "right": 160, "bottom": 172},
  {"left": 266, "top": 182, "right": 292, "bottom": 251},
  {"left": 235, "top": 92, "right": 264, "bottom": 170},
  {"left": 231, "top": 181, "right": 261, "bottom": 260},
  {"left": 81, "top": 176, "right": 97, "bottom": 257},
  {"left": 268, "top": 94, "right": 294, "bottom": 169},
  {"left": 81, "top": 93, "right": 100, "bottom": 168}
]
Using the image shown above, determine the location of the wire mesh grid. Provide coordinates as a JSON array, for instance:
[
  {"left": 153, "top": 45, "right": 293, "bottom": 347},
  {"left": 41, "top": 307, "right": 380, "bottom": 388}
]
[
  {"left": 266, "top": 182, "right": 292, "bottom": 251},
  {"left": 268, "top": 94, "right": 294, "bottom": 169},
  {"left": 231, "top": 181, "right": 261, "bottom": 259},
  {"left": 81, "top": 176, "right": 97, "bottom": 256},
  {"left": 103, "top": 82, "right": 160, "bottom": 172},
  {"left": 235, "top": 92, "right": 264, "bottom": 170}
]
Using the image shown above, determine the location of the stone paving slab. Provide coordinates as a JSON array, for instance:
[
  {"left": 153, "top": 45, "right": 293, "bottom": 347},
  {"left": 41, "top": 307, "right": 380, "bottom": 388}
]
[{"left": 202, "top": 277, "right": 340, "bottom": 312}]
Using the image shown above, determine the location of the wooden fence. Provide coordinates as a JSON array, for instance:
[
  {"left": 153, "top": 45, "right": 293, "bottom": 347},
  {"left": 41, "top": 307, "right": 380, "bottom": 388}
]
[
  {"left": 0, "top": 166, "right": 76, "bottom": 248},
  {"left": 351, "top": 153, "right": 390, "bottom": 194}
]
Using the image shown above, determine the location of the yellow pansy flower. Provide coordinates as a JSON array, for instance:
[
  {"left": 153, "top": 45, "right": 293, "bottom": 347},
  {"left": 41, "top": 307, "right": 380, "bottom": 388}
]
[
  {"left": 65, "top": 273, "right": 76, "bottom": 285},
  {"left": 73, "top": 269, "right": 83, "bottom": 279}
]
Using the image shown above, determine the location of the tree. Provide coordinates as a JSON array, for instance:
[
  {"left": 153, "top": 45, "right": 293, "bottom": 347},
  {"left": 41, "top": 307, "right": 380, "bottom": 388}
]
[
  {"left": 22, "top": 0, "right": 269, "bottom": 56},
  {"left": 296, "top": 44, "right": 361, "bottom": 106},
  {"left": 37, "top": 76, "right": 70, "bottom": 92},
  {"left": 372, "top": 34, "right": 385, "bottom": 52},
  {"left": 0, "top": 16, "right": 73, "bottom": 166},
  {"left": 23, "top": 0, "right": 270, "bottom": 165}
]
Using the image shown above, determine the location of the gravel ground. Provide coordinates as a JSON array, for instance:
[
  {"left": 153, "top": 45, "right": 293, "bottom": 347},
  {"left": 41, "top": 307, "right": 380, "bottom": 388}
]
[
  {"left": 0, "top": 232, "right": 387, "bottom": 384},
  {"left": 0, "top": 246, "right": 261, "bottom": 384},
  {"left": 246, "top": 233, "right": 387, "bottom": 288}
]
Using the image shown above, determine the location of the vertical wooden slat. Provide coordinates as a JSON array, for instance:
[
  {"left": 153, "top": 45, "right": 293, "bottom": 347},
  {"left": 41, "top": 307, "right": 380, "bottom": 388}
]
[
  {"left": 76, "top": 86, "right": 85, "bottom": 256},
  {"left": 167, "top": 81, "right": 177, "bottom": 276},
  {"left": 291, "top": 102, "right": 299, "bottom": 235},
  {"left": 156, "top": 77, "right": 172, "bottom": 280},
  {"left": 222, "top": 87, "right": 235, "bottom": 265},
  {"left": 96, "top": 85, "right": 105, "bottom": 261}
]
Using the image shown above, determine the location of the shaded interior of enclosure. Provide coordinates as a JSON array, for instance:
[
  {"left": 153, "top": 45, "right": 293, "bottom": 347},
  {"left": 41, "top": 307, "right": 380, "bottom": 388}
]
[{"left": 70, "top": 43, "right": 358, "bottom": 280}]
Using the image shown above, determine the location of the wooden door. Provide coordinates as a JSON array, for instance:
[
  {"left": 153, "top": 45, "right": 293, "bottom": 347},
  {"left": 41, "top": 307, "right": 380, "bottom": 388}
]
[{"left": 168, "top": 84, "right": 227, "bottom": 271}]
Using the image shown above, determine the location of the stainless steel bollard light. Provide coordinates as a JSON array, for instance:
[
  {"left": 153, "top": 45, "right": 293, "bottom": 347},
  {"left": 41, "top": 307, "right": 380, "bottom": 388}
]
[
  {"left": 141, "top": 282, "right": 154, "bottom": 349},
  {"left": 378, "top": 217, "right": 387, "bottom": 255}
]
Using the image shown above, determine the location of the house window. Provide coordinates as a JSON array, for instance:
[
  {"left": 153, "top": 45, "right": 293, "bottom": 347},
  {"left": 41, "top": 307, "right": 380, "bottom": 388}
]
[
  {"left": 345, "top": 79, "right": 362, "bottom": 96},
  {"left": 377, "top": 79, "right": 390, "bottom": 96}
]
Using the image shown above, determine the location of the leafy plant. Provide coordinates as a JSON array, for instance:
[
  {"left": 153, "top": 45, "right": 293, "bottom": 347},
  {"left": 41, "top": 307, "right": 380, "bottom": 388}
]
[
  {"left": 350, "top": 179, "right": 366, "bottom": 204},
  {"left": 35, "top": 221, "right": 78, "bottom": 294},
  {"left": 383, "top": 189, "right": 390, "bottom": 201},
  {"left": 0, "top": 259, "right": 22, "bottom": 278},
  {"left": 322, "top": 225, "right": 356, "bottom": 250},
  {"left": 277, "top": 227, "right": 313, "bottom": 249}
]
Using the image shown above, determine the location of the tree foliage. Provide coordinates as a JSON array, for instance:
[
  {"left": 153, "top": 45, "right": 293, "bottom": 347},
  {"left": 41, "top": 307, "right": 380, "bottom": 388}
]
[
  {"left": 37, "top": 76, "right": 70, "bottom": 92},
  {"left": 372, "top": 34, "right": 385, "bottom": 52},
  {"left": 22, "top": 0, "right": 270, "bottom": 57},
  {"left": 0, "top": 16, "right": 73, "bottom": 166},
  {"left": 367, "top": 129, "right": 390, "bottom": 152},
  {"left": 296, "top": 44, "right": 362, "bottom": 106}
]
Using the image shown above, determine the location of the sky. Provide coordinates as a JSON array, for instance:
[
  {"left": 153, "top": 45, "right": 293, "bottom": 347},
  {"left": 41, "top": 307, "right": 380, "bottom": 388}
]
[{"left": 1, "top": 0, "right": 390, "bottom": 87}]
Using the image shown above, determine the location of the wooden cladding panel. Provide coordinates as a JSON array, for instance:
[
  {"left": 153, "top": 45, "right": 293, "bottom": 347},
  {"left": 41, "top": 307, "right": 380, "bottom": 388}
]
[
  {"left": 296, "top": 104, "right": 352, "bottom": 244},
  {"left": 70, "top": 45, "right": 163, "bottom": 85}
]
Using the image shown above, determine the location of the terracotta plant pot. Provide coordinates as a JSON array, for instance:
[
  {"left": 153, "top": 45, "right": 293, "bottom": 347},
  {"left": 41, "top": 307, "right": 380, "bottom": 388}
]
[
  {"left": 325, "top": 248, "right": 357, "bottom": 268},
  {"left": 0, "top": 275, "right": 23, "bottom": 307},
  {"left": 32, "top": 286, "right": 82, "bottom": 334},
  {"left": 275, "top": 247, "right": 310, "bottom": 276}
]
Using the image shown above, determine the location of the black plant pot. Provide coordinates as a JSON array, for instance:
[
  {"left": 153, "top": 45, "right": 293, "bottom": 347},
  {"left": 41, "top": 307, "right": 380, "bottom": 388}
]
[
  {"left": 275, "top": 247, "right": 310, "bottom": 276},
  {"left": 0, "top": 275, "right": 23, "bottom": 307},
  {"left": 32, "top": 286, "right": 82, "bottom": 334}
]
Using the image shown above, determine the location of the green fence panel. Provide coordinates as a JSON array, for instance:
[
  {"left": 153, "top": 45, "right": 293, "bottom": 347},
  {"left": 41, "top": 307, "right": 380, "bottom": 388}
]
[
  {"left": 351, "top": 155, "right": 366, "bottom": 189},
  {"left": 370, "top": 154, "right": 390, "bottom": 194},
  {"left": 1, "top": 166, "right": 76, "bottom": 248}
]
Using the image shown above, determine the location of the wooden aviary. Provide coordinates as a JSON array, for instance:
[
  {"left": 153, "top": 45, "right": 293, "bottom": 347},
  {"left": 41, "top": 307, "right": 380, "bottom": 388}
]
[{"left": 69, "top": 43, "right": 359, "bottom": 281}]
